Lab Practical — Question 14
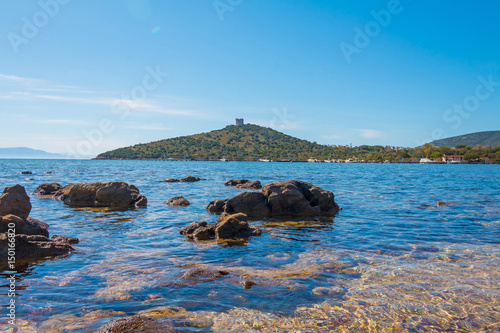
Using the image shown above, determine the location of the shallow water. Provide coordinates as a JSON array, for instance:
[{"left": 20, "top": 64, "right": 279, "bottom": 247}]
[{"left": 0, "top": 160, "right": 499, "bottom": 332}]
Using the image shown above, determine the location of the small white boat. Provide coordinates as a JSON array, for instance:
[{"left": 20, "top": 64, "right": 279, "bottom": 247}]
[
  {"left": 345, "top": 158, "right": 356, "bottom": 163},
  {"left": 220, "top": 156, "right": 227, "bottom": 162},
  {"left": 324, "top": 158, "right": 334, "bottom": 163},
  {"left": 419, "top": 158, "right": 433, "bottom": 164},
  {"left": 259, "top": 159, "right": 271, "bottom": 162},
  {"left": 308, "top": 158, "right": 318, "bottom": 163}
]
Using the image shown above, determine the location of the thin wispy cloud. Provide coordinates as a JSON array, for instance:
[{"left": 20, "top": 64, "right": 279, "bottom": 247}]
[{"left": 358, "top": 129, "right": 384, "bottom": 139}]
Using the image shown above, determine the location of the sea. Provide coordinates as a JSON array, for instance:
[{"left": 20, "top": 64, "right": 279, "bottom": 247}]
[{"left": 0, "top": 159, "right": 499, "bottom": 332}]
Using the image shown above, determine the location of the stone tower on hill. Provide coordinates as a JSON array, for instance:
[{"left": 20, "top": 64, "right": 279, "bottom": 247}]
[{"left": 235, "top": 118, "right": 244, "bottom": 126}]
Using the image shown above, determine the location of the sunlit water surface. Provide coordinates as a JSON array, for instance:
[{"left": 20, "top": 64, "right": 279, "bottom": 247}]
[{"left": 0, "top": 160, "right": 499, "bottom": 332}]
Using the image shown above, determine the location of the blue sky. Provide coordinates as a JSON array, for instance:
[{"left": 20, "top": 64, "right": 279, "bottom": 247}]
[{"left": 1, "top": 0, "right": 499, "bottom": 157}]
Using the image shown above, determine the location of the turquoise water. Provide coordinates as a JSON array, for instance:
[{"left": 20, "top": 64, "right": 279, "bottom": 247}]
[{"left": 0, "top": 160, "right": 499, "bottom": 332}]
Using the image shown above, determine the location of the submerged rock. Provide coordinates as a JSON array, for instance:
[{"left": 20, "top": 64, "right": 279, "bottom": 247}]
[
  {"left": 96, "top": 315, "right": 177, "bottom": 333},
  {"left": 181, "top": 267, "right": 229, "bottom": 281},
  {"left": 166, "top": 196, "right": 190, "bottom": 207},
  {"left": 21, "top": 171, "right": 32, "bottom": 174},
  {"left": 0, "top": 184, "right": 32, "bottom": 219},
  {"left": 224, "top": 179, "right": 262, "bottom": 189},
  {"left": 34, "top": 182, "right": 63, "bottom": 196},
  {"left": 207, "top": 180, "right": 340, "bottom": 217},
  {"left": 54, "top": 181, "right": 147, "bottom": 209},
  {"left": 180, "top": 213, "right": 262, "bottom": 241}
]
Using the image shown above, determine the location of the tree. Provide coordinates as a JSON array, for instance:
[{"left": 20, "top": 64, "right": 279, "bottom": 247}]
[{"left": 430, "top": 151, "right": 442, "bottom": 158}]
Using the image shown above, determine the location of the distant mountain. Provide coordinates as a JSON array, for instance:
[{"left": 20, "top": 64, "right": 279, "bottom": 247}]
[
  {"left": 0, "top": 147, "right": 65, "bottom": 159},
  {"left": 95, "top": 124, "right": 337, "bottom": 161},
  {"left": 430, "top": 131, "right": 500, "bottom": 148}
]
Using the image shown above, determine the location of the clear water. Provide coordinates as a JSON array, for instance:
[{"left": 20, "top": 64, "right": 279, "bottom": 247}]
[{"left": 0, "top": 160, "right": 499, "bottom": 332}]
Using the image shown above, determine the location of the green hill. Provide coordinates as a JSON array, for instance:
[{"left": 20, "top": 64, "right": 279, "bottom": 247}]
[
  {"left": 95, "top": 124, "right": 338, "bottom": 160},
  {"left": 430, "top": 131, "right": 500, "bottom": 148},
  {"left": 94, "top": 125, "right": 500, "bottom": 163}
]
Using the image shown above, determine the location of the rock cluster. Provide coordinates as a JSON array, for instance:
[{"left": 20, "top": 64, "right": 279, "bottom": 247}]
[
  {"left": 161, "top": 176, "right": 202, "bottom": 183},
  {"left": 224, "top": 179, "right": 262, "bottom": 189},
  {"left": 53, "top": 181, "right": 147, "bottom": 208},
  {"left": 180, "top": 212, "right": 262, "bottom": 241},
  {"left": 207, "top": 180, "right": 340, "bottom": 217},
  {"left": 166, "top": 196, "right": 190, "bottom": 207},
  {"left": 0, "top": 185, "right": 75, "bottom": 265}
]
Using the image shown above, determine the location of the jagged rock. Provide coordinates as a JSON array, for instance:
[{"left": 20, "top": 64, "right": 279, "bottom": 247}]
[
  {"left": 34, "top": 182, "right": 62, "bottom": 196},
  {"left": 96, "top": 315, "right": 177, "bottom": 333},
  {"left": 0, "top": 184, "right": 32, "bottom": 219},
  {"left": 51, "top": 235, "right": 79, "bottom": 244},
  {"left": 166, "top": 196, "right": 190, "bottom": 207},
  {"left": 0, "top": 234, "right": 73, "bottom": 262},
  {"left": 206, "top": 199, "right": 228, "bottom": 214},
  {"left": 54, "top": 181, "right": 147, "bottom": 209},
  {"left": 225, "top": 179, "right": 262, "bottom": 189},
  {"left": 21, "top": 171, "right": 32, "bottom": 174},
  {"left": 207, "top": 180, "right": 340, "bottom": 217},
  {"left": 161, "top": 176, "right": 202, "bottom": 183},
  {"left": 180, "top": 213, "right": 262, "bottom": 241}
]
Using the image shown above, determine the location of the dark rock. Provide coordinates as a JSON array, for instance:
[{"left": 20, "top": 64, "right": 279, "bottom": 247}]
[
  {"left": 20, "top": 171, "right": 32, "bottom": 174},
  {"left": 166, "top": 196, "right": 190, "bottom": 207},
  {"left": 262, "top": 180, "right": 340, "bottom": 216},
  {"left": 215, "top": 212, "right": 249, "bottom": 239},
  {"left": 134, "top": 196, "right": 148, "bottom": 208},
  {"left": 224, "top": 179, "right": 248, "bottom": 186},
  {"left": 161, "top": 176, "right": 202, "bottom": 183},
  {"left": 240, "top": 280, "right": 256, "bottom": 289},
  {"left": 208, "top": 180, "right": 340, "bottom": 218},
  {"left": 225, "top": 191, "right": 270, "bottom": 217},
  {"left": 180, "top": 213, "right": 262, "bottom": 241},
  {"left": 34, "top": 182, "right": 63, "bottom": 196},
  {"left": 236, "top": 180, "right": 262, "bottom": 189},
  {"left": 181, "top": 267, "right": 229, "bottom": 281},
  {"left": 44, "top": 171, "right": 54, "bottom": 174},
  {"left": 161, "top": 178, "right": 180, "bottom": 183},
  {"left": 54, "top": 181, "right": 147, "bottom": 209},
  {"left": 206, "top": 199, "right": 228, "bottom": 214},
  {"left": 225, "top": 179, "right": 262, "bottom": 189},
  {"left": 180, "top": 221, "right": 208, "bottom": 235},
  {"left": 180, "top": 221, "right": 216, "bottom": 240},
  {"left": 51, "top": 235, "right": 79, "bottom": 244},
  {"left": 0, "top": 184, "right": 32, "bottom": 219},
  {"left": 192, "top": 226, "right": 215, "bottom": 240},
  {"left": 0, "top": 233, "right": 73, "bottom": 262},
  {"left": 96, "top": 315, "right": 177, "bottom": 333},
  {"left": 180, "top": 176, "right": 201, "bottom": 182}
]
